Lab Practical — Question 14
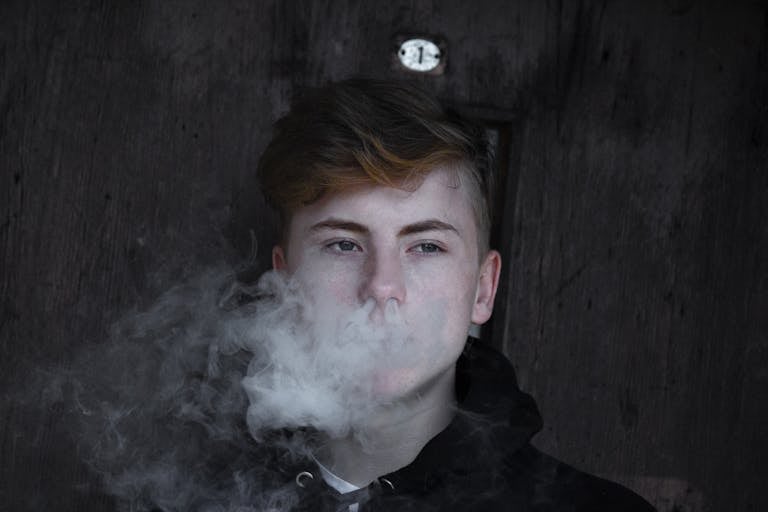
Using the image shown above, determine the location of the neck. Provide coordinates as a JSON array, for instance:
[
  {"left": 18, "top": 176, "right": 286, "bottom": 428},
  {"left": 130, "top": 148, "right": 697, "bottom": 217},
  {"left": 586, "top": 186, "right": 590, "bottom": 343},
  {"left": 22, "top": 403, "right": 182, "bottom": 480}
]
[{"left": 315, "top": 367, "right": 457, "bottom": 488}]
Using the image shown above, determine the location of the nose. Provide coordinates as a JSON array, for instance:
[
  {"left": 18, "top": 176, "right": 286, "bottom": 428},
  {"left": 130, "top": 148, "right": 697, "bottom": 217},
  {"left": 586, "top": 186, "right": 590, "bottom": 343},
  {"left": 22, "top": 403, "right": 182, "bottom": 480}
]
[{"left": 360, "top": 248, "right": 406, "bottom": 308}]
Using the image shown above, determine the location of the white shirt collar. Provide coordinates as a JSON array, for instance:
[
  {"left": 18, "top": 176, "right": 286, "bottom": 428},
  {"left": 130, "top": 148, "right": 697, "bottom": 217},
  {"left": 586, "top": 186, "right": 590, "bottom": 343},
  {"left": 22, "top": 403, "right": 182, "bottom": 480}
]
[{"left": 313, "top": 457, "right": 364, "bottom": 494}]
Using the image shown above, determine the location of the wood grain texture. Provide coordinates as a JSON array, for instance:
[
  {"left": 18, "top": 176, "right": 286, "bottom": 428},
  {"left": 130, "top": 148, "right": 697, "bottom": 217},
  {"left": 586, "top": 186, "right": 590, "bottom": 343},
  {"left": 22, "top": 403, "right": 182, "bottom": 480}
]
[
  {"left": 499, "top": 4, "right": 768, "bottom": 511},
  {"left": 1, "top": 1, "right": 765, "bottom": 510}
]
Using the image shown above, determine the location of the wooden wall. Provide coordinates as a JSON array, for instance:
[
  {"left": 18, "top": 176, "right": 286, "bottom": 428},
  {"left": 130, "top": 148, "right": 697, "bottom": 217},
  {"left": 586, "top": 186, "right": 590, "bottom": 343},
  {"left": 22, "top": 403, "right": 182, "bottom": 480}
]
[{"left": 1, "top": 1, "right": 766, "bottom": 510}]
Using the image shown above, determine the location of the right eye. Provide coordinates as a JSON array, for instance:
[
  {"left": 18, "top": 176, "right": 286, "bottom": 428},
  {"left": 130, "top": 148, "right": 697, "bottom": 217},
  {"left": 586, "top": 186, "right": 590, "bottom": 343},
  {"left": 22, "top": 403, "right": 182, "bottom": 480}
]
[{"left": 327, "top": 240, "right": 362, "bottom": 252}]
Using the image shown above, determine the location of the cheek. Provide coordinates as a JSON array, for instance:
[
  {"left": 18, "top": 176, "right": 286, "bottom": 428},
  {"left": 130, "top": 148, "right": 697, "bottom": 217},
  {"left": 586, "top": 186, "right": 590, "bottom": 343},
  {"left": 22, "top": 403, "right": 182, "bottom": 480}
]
[
  {"left": 406, "top": 264, "right": 476, "bottom": 305},
  {"left": 327, "top": 277, "right": 358, "bottom": 305},
  {"left": 404, "top": 266, "right": 477, "bottom": 332},
  {"left": 294, "top": 258, "right": 363, "bottom": 306}
]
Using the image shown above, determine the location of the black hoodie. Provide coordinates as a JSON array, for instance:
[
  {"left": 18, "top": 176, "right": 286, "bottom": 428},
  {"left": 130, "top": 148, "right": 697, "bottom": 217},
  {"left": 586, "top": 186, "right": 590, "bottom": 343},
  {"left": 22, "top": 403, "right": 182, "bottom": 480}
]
[{"left": 290, "top": 340, "right": 657, "bottom": 511}]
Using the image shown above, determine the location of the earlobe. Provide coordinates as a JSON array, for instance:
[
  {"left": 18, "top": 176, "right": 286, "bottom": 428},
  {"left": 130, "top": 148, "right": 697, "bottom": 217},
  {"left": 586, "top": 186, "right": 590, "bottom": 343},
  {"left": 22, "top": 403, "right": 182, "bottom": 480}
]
[
  {"left": 471, "top": 250, "right": 502, "bottom": 325},
  {"left": 272, "top": 245, "right": 287, "bottom": 271}
]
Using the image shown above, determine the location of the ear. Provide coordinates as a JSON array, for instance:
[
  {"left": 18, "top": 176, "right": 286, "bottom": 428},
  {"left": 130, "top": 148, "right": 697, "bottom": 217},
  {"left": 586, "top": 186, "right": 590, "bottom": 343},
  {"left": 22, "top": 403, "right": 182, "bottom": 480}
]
[
  {"left": 272, "top": 245, "right": 288, "bottom": 271},
  {"left": 471, "top": 250, "right": 501, "bottom": 325}
]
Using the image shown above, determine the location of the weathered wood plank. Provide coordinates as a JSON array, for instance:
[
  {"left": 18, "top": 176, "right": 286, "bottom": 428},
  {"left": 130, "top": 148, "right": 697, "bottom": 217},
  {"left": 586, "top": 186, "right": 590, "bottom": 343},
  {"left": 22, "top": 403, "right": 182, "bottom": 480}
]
[{"left": 1, "top": 1, "right": 765, "bottom": 510}]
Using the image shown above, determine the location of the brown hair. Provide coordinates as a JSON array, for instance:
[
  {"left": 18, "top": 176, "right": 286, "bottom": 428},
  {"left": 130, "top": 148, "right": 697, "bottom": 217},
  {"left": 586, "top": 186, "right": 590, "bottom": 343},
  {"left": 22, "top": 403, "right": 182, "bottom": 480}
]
[{"left": 257, "top": 79, "right": 494, "bottom": 255}]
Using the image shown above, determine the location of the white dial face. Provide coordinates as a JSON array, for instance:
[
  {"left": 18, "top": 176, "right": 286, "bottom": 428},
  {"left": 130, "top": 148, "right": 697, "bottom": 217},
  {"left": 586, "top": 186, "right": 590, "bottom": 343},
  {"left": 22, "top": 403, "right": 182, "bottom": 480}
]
[{"left": 397, "top": 38, "right": 441, "bottom": 72}]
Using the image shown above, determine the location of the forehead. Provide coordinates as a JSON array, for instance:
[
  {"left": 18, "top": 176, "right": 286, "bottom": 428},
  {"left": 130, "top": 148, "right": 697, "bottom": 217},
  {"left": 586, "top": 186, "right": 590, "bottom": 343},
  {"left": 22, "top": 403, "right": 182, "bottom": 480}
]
[{"left": 288, "top": 168, "right": 478, "bottom": 235}]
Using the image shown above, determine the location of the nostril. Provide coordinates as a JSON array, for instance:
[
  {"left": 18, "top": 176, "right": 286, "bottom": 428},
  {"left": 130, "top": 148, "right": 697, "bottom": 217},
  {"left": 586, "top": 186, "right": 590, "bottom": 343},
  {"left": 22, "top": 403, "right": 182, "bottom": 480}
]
[{"left": 384, "top": 298, "right": 400, "bottom": 317}]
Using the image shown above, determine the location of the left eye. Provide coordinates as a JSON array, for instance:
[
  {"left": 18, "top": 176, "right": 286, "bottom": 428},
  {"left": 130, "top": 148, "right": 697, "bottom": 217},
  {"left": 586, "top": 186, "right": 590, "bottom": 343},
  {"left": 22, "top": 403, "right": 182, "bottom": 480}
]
[{"left": 412, "top": 243, "right": 442, "bottom": 254}]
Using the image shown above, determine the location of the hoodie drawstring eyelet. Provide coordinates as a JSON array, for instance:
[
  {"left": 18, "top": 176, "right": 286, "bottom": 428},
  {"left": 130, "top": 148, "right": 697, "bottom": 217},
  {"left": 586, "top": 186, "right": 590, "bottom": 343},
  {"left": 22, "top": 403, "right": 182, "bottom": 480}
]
[{"left": 295, "top": 471, "right": 314, "bottom": 488}]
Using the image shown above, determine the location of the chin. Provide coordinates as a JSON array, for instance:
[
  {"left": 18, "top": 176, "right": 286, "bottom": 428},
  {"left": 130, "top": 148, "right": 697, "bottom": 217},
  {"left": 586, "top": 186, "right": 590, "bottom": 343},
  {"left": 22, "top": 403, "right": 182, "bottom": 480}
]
[
  {"left": 368, "top": 364, "right": 453, "bottom": 404},
  {"left": 368, "top": 368, "right": 416, "bottom": 400}
]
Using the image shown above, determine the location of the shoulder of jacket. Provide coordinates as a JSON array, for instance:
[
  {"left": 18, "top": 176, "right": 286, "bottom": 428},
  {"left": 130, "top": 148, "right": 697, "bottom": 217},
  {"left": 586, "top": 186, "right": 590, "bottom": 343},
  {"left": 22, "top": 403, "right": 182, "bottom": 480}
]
[{"left": 513, "top": 445, "right": 657, "bottom": 511}]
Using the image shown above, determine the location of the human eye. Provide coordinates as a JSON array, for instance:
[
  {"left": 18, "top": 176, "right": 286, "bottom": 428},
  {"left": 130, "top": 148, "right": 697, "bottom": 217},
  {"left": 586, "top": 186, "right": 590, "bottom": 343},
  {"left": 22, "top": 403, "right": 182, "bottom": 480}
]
[
  {"left": 326, "top": 239, "right": 362, "bottom": 253},
  {"left": 409, "top": 242, "right": 444, "bottom": 255}
]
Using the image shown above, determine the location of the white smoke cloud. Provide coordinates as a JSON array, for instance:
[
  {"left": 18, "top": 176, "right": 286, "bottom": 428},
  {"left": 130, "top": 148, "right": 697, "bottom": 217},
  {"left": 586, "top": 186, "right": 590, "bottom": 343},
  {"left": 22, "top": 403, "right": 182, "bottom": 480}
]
[
  {"left": 232, "top": 270, "right": 423, "bottom": 441},
  {"left": 27, "top": 264, "right": 429, "bottom": 511}
]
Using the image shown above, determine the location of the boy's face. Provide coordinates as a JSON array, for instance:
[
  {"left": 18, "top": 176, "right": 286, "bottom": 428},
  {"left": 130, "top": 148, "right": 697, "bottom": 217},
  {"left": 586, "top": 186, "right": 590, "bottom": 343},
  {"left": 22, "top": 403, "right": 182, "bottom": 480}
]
[{"left": 272, "top": 167, "right": 501, "bottom": 400}]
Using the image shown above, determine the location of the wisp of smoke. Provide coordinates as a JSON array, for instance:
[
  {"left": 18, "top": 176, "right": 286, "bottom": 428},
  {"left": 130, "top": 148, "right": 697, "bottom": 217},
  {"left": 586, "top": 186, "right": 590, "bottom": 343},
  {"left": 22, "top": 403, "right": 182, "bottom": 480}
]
[
  {"left": 33, "top": 265, "right": 425, "bottom": 511},
  {"left": 234, "top": 270, "right": 421, "bottom": 441}
]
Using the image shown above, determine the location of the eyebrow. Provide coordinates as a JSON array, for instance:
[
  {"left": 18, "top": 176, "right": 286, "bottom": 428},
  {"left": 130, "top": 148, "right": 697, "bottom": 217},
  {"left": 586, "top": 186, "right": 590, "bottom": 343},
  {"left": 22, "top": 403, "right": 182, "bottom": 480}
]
[
  {"left": 310, "top": 219, "right": 370, "bottom": 234},
  {"left": 397, "top": 219, "right": 459, "bottom": 237},
  {"left": 309, "top": 218, "right": 459, "bottom": 237}
]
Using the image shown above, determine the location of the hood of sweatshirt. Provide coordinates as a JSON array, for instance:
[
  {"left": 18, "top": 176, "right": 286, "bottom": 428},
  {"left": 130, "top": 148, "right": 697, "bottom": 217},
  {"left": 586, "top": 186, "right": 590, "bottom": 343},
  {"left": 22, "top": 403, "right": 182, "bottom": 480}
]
[{"left": 379, "top": 338, "right": 543, "bottom": 495}]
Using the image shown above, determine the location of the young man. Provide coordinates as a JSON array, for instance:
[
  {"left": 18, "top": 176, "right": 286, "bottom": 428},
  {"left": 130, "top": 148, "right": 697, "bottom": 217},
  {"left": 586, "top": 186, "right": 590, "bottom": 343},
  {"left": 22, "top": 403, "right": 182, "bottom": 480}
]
[{"left": 255, "top": 79, "right": 655, "bottom": 511}]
